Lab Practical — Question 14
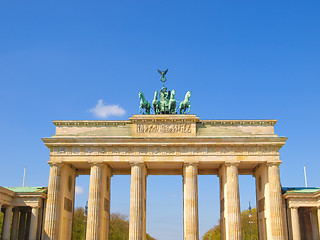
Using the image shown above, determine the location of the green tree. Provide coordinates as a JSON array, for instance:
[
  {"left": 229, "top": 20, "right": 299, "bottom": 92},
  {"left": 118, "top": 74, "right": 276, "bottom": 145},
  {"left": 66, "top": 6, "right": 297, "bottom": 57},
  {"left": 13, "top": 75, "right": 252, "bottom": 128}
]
[
  {"left": 72, "top": 209, "right": 157, "bottom": 240},
  {"left": 0, "top": 211, "right": 3, "bottom": 236},
  {"left": 109, "top": 213, "right": 129, "bottom": 240},
  {"left": 201, "top": 207, "right": 258, "bottom": 240},
  {"left": 72, "top": 207, "right": 86, "bottom": 240},
  {"left": 201, "top": 223, "right": 221, "bottom": 240}
]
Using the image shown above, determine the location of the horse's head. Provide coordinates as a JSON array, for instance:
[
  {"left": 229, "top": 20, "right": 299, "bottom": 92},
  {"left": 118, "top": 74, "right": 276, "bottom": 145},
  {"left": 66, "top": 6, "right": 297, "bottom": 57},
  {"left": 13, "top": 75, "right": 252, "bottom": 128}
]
[
  {"left": 154, "top": 91, "right": 158, "bottom": 100},
  {"left": 139, "top": 92, "right": 143, "bottom": 99},
  {"left": 170, "top": 90, "right": 175, "bottom": 99},
  {"left": 185, "top": 91, "right": 191, "bottom": 99}
]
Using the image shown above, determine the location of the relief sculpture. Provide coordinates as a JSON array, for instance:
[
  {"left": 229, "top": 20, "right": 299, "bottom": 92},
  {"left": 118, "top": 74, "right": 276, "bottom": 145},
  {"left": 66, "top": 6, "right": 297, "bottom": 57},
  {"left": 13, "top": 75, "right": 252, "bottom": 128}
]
[{"left": 137, "top": 123, "right": 191, "bottom": 133}]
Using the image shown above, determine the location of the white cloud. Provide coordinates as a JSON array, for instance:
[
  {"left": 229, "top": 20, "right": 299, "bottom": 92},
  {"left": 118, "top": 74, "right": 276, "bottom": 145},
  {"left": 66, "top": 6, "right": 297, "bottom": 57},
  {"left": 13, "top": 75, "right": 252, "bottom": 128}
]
[
  {"left": 75, "top": 186, "right": 84, "bottom": 195},
  {"left": 90, "top": 99, "right": 126, "bottom": 119}
]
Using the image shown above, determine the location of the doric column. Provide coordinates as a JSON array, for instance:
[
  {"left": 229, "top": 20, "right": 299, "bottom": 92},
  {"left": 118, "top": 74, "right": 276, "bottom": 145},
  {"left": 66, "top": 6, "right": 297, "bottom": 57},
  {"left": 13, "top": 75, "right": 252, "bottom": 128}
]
[
  {"left": 44, "top": 163, "right": 62, "bottom": 239},
  {"left": 10, "top": 207, "right": 20, "bottom": 240},
  {"left": 86, "top": 163, "right": 103, "bottom": 240},
  {"left": 290, "top": 207, "right": 301, "bottom": 240},
  {"left": 183, "top": 163, "right": 199, "bottom": 240},
  {"left": 25, "top": 210, "right": 32, "bottom": 238},
  {"left": 129, "top": 163, "right": 146, "bottom": 240},
  {"left": 2, "top": 206, "right": 13, "bottom": 240},
  {"left": 18, "top": 210, "right": 26, "bottom": 240},
  {"left": 225, "top": 163, "right": 241, "bottom": 240},
  {"left": 29, "top": 207, "right": 39, "bottom": 240},
  {"left": 267, "top": 163, "right": 286, "bottom": 239},
  {"left": 310, "top": 209, "right": 319, "bottom": 240},
  {"left": 318, "top": 207, "right": 320, "bottom": 239}
]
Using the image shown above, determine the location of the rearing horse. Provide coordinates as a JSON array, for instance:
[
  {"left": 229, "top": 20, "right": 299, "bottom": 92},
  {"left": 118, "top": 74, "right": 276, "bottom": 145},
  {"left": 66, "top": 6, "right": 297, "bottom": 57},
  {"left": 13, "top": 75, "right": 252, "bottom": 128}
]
[
  {"left": 168, "top": 89, "right": 177, "bottom": 114},
  {"left": 152, "top": 91, "right": 160, "bottom": 114},
  {"left": 179, "top": 91, "right": 191, "bottom": 114},
  {"left": 139, "top": 92, "right": 151, "bottom": 114}
]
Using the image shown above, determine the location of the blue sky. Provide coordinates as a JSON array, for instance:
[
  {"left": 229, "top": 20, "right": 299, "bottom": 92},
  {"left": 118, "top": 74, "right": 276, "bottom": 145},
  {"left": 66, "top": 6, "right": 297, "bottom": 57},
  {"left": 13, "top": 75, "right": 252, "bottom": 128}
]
[{"left": 1, "top": 1, "right": 320, "bottom": 239}]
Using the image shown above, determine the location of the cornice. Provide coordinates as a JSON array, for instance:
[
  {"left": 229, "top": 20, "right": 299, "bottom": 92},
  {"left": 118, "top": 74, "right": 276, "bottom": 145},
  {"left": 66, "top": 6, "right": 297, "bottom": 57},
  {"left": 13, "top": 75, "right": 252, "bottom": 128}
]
[
  {"left": 53, "top": 120, "right": 130, "bottom": 127},
  {"left": 42, "top": 136, "right": 287, "bottom": 147},
  {"left": 283, "top": 191, "right": 320, "bottom": 199},
  {"left": 199, "top": 120, "right": 277, "bottom": 126}
]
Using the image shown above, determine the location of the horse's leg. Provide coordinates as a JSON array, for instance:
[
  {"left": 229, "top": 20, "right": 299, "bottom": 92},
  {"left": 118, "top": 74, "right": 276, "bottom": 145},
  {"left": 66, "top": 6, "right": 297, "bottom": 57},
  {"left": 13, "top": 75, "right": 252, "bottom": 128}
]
[{"left": 188, "top": 105, "right": 191, "bottom": 113}]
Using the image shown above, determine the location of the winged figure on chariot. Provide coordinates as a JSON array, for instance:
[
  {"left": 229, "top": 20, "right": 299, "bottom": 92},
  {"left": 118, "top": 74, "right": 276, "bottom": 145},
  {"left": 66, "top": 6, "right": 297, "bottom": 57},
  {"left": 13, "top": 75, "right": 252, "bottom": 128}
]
[{"left": 139, "top": 69, "right": 191, "bottom": 115}]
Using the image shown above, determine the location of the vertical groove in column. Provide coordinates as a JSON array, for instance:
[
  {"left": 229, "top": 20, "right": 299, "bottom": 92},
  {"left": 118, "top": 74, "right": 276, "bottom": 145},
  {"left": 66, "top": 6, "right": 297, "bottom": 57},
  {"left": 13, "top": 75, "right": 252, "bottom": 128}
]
[
  {"left": 44, "top": 164, "right": 61, "bottom": 240},
  {"left": 226, "top": 164, "right": 241, "bottom": 240},
  {"left": 129, "top": 164, "right": 144, "bottom": 240},
  {"left": 86, "top": 163, "right": 103, "bottom": 240},
  {"left": 268, "top": 163, "right": 285, "bottom": 240},
  {"left": 183, "top": 164, "right": 199, "bottom": 240}
]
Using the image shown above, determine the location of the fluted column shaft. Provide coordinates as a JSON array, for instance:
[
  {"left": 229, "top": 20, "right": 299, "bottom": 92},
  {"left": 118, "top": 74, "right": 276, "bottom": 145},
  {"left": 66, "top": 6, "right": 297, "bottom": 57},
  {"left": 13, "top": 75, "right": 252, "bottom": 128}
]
[
  {"left": 129, "top": 163, "right": 146, "bottom": 240},
  {"left": 29, "top": 207, "right": 39, "bottom": 240},
  {"left": 290, "top": 207, "right": 301, "bottom": 240},
  {"left": 183, "top": 163, "right": 199, "bottom": 240},
  {"left": 86, "top": 163, "right": 103, "bottom": 240},
  {"left": 44, "top": 163, "right": 61, "bottom": 240},
  {"left": 225, "top": 163, "right": 241, "bottom": 240},
  {"left": 318, "top": 208, "right": 320, "bottom": 239},
  {"left": 2, "top": 206, "right": 13, "bottom": 240},
  {"left": 267, "top": 163, "right": 285, "bottom": 240},
  {"left": 10, "top": 208, "right": 20, "bottom": 240},
  {"left": 18, "top": 210, "right": 26, "bottom": 240}
]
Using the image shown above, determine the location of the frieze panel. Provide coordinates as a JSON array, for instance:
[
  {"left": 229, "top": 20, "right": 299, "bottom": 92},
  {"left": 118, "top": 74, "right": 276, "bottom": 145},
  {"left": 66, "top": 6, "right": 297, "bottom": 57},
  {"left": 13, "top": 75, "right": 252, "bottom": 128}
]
[
  {"left": 52, "top": 145, "right": 280, "bottom": 156},
  {"left": 136, "top": 123, "right": 191, "bottom": 133}
]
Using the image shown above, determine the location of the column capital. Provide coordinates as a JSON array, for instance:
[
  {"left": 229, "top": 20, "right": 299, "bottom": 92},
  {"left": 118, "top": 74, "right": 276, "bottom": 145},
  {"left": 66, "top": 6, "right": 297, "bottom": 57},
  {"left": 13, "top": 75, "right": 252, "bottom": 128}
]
[
  {"left": 290, "top": 206, "right": 299, "bottom": 210},
  {"left": 129, "top": 161, "right": 145, "bottom": 167},
  {"left": 48, "top": 161, "right": 63, "bottom": 167},
  {"left": 88, "top": 161, "right": 104, "bottom": 167},
  {"left": 225, "top": 161, "right": 240, "bottom": 167},
  {"left": 266, "top": 161, "right": 281, "bottom": 167},
  {"left": 183, "top": 161, "right": 199, "bottom": 167}
]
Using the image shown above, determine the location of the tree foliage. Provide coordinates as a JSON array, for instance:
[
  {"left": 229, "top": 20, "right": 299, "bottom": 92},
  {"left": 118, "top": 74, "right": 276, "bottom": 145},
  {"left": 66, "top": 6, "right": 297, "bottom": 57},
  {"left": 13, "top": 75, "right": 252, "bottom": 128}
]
[
  {"left": 0, "top": 211, "right": 3, "bottom": 236},
  {"left": 201, "top": 207, "right": 258, "bottom": 240},
  {"left": 72, "top": 208, "right": 156, "bottom": 240},
  {"left": 72, "top": 207, "right": 86, "bottom": 239}
]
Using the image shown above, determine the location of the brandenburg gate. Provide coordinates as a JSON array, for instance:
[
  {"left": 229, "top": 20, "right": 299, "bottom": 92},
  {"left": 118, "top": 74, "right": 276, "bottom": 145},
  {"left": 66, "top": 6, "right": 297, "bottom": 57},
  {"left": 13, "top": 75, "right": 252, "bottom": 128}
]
[
  {"left": 42, "top": 70, "right": 287, "bottom": 240},
  {"left": 42, "top": 115, "right": 287, "bottom": 240}
]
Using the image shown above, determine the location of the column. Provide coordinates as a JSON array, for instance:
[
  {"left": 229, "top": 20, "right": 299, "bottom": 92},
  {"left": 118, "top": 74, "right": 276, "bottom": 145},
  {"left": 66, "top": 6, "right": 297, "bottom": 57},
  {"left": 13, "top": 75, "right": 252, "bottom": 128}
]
[
  {"left": 25, "top": 210, "right": 32, "bottom": 238},
  {"left": 2, "top": 206, "right": 13, "bottom": 240},
  {"left": 225, "top": 163, "right": 241, "bottom": 240},
  {"left": 310, "top": 209, "right": 319, "bottom": 240},
  {"left": 29, "top": 207, "right": 39, "bottom": 240},
  {"left": 183, "top": 163, "right": 199, "bottom": 240},
  {"left": 44, "top": 163, "right": 62, "bottom": 240},
  {"left": 290, "top": 207, "right": 301, "bottom": 240},
  {"left": 86, "top": 163, "right": 103, "bottom": 240},
  {"left": 267, "top": 163, "right": 286, "bottom": 239},
  {"left": 18, "top": 210, "right": 26, "bottom": 240},
  {"left": 318, "top": 207, "right": 320, "bottom": 239},
  {"left": 129, "top": 163, "right": 146, "bottom": 240},
  {"left": 10, "top": 208, "right": 20, "bottom": 240}
]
